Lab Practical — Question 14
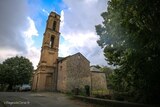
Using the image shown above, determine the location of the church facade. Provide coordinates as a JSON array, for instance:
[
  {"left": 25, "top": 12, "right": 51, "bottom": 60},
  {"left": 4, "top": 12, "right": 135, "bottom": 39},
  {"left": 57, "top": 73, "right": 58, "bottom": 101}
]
[{"left": 32, "top": 12, "right": 107, "bottom": 92}]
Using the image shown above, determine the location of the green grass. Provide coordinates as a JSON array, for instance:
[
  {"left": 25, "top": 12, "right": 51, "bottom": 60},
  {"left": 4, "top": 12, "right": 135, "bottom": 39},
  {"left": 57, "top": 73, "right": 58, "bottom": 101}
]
[{"left": 92, "top": 89, "right": 110, "bottom": 95}]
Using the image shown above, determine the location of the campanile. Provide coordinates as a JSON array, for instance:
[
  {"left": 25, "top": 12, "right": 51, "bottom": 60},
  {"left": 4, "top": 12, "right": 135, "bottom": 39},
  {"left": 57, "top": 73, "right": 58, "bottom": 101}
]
[{"left": 32, "top": 12, "right": 60, "bottom": 91}]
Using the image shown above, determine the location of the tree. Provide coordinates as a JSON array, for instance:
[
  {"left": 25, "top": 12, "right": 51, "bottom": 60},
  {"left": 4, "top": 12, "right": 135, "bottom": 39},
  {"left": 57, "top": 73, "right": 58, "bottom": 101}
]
[
  {"left": 100, "top": 66, "right": 113, "bottom": 78},
  {"left": 0, "top": 64, "right": 4, "bottom": 84},
  {"left": 95, "top": 0, "right": 160, "bottom": 104},
  {"left": 0, "top": 64, "right": 7, "bottom": 91},
  {"left": 1, "top": 56, "right": 33, "bottom": 90},
  {"left": 0, "top": 64, "right": 4, "bottom": 87}
]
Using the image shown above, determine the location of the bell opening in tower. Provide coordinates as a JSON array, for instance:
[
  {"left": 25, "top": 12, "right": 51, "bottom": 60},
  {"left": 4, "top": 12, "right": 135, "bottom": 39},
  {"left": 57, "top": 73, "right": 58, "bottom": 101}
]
[
  {"left": 50, "top": 36, "right": 54, "bottom": 48},
  {"left": 52, "top": 21, "right": 56, "bottom": 31}
]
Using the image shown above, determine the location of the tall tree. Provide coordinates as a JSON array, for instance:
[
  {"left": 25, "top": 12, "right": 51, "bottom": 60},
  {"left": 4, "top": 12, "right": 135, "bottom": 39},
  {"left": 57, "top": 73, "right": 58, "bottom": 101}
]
[
  {"left": 95, "top": 0, "right": 160, "bottom": 104},
  {"left": 1, "top": 56, "right": 33, "bottom": 90}
]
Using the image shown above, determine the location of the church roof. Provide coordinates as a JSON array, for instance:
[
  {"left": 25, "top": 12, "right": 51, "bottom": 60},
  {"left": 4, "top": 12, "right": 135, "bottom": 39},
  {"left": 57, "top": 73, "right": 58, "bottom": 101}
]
[
  {"left": 58, "top": 57, "right": 65, "bottom": 61},
  {"left": 71, "top": 52, "right": 90, "bottom": 62},
  {"left": 58, "top": 55, "right": 70, "bottom": 62},
  {"left": 58, "top": 52, "right": 90, "bottom": 63}
]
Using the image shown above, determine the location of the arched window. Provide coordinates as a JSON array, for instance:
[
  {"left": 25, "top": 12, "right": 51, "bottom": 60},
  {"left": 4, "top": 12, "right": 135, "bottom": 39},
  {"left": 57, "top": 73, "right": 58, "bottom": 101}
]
[
  {"left": 52, "top": 21, "right": 56, "bottom": 31},
  {"left": 50, "top": 36, "right": 54, "bottom": 48}
]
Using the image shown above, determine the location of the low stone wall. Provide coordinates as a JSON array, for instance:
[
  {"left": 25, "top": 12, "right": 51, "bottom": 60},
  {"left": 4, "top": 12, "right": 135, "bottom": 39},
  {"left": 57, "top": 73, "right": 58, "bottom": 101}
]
[{"left": 73, "top": 95, "right": 155, "bottom": 107}]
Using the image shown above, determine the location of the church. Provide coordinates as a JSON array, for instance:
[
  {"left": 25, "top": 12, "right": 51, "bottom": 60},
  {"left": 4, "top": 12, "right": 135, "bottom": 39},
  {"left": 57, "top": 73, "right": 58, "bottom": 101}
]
[{"left": 32, "top": 12, "right": 107, "bottom": 92}]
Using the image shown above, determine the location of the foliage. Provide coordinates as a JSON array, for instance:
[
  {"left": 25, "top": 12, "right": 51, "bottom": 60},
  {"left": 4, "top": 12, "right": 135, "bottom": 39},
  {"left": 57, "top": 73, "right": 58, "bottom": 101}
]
[
  {"left": 92, "top": 89, "right": 110, "bottom": 96},
  {"left": 100, "top": 66, "right": 113, "bottom": 77},
  {"left": 95, "top": 0, "right": 160, "bottom": 104},
  {"left": 0, "top": 56, "right": 33, "bottom": 90},
  {"left": 0, "top": 64, "right": 4, "bottom": 84}
]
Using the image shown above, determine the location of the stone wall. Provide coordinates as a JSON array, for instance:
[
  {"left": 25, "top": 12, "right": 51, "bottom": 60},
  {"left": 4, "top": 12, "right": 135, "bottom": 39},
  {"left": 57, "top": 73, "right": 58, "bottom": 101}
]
[
  {"left": 32, "top": 71, "right": 54, "bottom": 91},
  {"left": 66, "top": 53, "right": 91, "bottom": 92},
  {"left": 57, "top": 59, "right": 67, "bottom": 92},
  {"left": 57, "top": 53, "right": 91, "bottom": 93},
  {"left": 91, "top": 71, "right": 107, "bottom": 90},
  {"left": 32, "top": 71, "right": 37, "bottom": 90}
]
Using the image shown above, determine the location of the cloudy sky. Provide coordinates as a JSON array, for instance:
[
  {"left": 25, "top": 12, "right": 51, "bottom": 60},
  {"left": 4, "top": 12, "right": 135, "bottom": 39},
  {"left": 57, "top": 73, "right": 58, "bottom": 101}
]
[{"left": 0, "top": 0, "right": 107, "bottom": 69}]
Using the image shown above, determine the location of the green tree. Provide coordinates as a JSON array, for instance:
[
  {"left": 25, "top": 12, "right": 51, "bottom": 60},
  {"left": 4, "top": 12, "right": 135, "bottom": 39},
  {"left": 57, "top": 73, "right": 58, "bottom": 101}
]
[
  {"left": 0, "top": 64, "right": 6, "bottom": 84},
  {"left": 100, "top": 66, "right": 113, "bottom": 78},
  {"left": 0, "top": 64, "right": 7, "bottom": 91},
  {"left": 1, "top": 56, "right": 33, "bottom": 90},
  {"left": 96, "top": 0, "right": 160, "bottom": 104},
  {"left": 0, "top": 64, "right": 3, "bottom": 84}
]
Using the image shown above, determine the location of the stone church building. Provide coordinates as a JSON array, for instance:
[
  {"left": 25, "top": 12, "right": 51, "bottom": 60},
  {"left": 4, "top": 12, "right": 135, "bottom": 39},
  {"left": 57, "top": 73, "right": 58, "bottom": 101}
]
[{"left": 32, "top": 12, "right": 107, "bottom": 92}]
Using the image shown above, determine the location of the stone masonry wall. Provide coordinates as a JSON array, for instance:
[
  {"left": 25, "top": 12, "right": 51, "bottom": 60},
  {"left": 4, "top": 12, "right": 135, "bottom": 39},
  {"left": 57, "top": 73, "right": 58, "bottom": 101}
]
[
  {"left": 66, "top": 53, "right": 91, "bottom": 92},
  {"left": 91, "top": 72, "right": 107, "bottom": 90},
  {"left": 57, "top": 59, "right": 67, "bottom": 92}
]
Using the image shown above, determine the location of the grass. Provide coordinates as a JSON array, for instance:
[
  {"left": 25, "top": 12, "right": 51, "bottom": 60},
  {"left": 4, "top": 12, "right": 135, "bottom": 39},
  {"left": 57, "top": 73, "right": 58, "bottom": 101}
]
[{"left": 92, "top": 89, "right": 110, "bottom": 95}]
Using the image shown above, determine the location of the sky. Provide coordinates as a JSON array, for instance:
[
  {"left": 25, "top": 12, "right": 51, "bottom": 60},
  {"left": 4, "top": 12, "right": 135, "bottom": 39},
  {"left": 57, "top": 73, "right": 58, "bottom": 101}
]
[{"left": 0, "top": 0, "right": 107, "bottom": 69}]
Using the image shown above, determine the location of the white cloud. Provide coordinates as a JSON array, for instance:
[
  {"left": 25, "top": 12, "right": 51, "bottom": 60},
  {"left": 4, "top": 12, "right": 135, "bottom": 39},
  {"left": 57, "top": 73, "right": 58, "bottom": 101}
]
[
  {"left": 42, "top": 9, "right": 49, "bottom": 16},
  {"left": 59, "top": 0, "right": 107, "bottom": 66},
  {"left": 24, "top": 17, "right": 38, "bottom": 48},
  {"left": 23, "top": 17, "right": 40, "bottom": 69},
  {"left": 60, "top": 10, "right": 64, "bottom": 28},
  {"left": 61, "top": 32, "right": 98, "bottom": 49},
  {"left": 84, "top": 0, "right": 98, "bottom": 4},
  {"left": 0, "top": 48, "right": 23, "bottom": 63},
  {"left": 59, "top": 31, "right": 106, "bottom": 65},
  {"left": 25, "top": 46, "right": 40, "bottom": 69},
  {"left": 24, "top": 17, "right": 38, "bottom": 38}
]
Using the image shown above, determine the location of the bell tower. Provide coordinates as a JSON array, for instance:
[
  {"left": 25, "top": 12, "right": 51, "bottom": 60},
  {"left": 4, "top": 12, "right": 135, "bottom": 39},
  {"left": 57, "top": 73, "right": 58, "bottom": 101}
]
[{"left": 32, "top": 12, "right": 60, "bottom": 91}]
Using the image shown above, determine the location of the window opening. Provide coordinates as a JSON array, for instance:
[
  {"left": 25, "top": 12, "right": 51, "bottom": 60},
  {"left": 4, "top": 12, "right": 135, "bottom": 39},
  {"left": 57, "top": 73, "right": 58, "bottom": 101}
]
[
  {"left": 52, "top": 21, "right": 56, "bottom": 31},
  {"left": 50, "top": 36, "right": 54, "bottom": 48}
]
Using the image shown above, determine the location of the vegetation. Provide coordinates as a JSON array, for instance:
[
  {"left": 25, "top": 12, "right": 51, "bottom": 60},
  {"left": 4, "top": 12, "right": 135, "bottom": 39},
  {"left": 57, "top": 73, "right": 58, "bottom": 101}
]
[
  {"left": 100, "top": 66, "right": 113, "bottom": 78},
  {"left": 92, "top": 90, "right": 110, "bottom": 95},
  {"left": 100, "top": 66, "right": 114, "bottom": 91},
  {"left": 95, "top": 0, "right": 160, "bottom": 104},
  {"left": 0, "top": 56, "right": 33, "bottom": 91}
]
